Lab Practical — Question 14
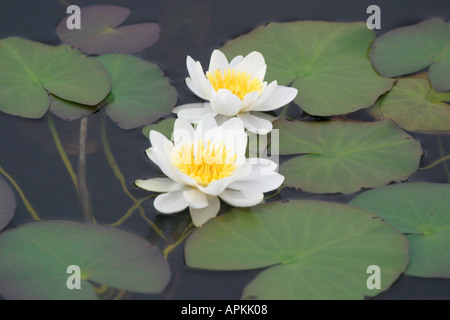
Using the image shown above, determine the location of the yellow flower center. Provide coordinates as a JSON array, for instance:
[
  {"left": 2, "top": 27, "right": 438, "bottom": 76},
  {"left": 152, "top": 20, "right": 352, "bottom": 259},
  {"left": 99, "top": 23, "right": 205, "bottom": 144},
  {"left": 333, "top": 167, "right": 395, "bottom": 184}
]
[
  {"left": 172, "top": 141, "right": 237, "bottom": 187},
  {"left": 206, "top": 68, "right": 263, "bottom": 100}
]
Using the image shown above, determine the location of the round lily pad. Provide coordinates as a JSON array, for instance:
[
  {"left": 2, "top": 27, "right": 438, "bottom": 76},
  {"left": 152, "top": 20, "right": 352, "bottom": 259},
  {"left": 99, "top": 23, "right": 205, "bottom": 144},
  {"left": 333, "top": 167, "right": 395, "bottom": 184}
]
[
  {"left": 50, "top": 54, "right": 178, "bottom": 129},
  {"left": 220, "top": 20, "right": 394, "bottom": 116},
  {"left": 273, "top": 119, "right": 423, "bottom": 194},
  {"left": 0, "top": 37, "right": 111, "bottom": 119},
  {"left": 368, "top": 78, "right": 450, "bottom": 133},
  {"left": 185, "top": 200, "right": 409, "bottom": 300},
  {"left": 350, "top": 182, "right": 450, "bottom": 278},
  {"left": 0, "top": 176, "right": 15, "bottom": 232},
  {"left": 56, "top": 5, "right": 160, "bottom": 55},
  {"left": 370, "top": 18, "right": 450, "bottom": 92},
  {"left": 0, "top": 220, "right": 170, "bottom": 299},
  {"left": 94, "top": 54, "right": 177, "bottom": 129}
]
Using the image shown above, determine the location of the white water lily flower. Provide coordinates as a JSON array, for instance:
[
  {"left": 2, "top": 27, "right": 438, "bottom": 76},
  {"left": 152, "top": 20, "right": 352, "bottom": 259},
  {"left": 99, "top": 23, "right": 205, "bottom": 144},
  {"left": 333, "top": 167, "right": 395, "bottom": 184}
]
[
  {"left": 173, "top": 49, "right": 298, "bottom": 134},
  {"left": 135, "top": 116, "right": 284, "bottom": 227}
]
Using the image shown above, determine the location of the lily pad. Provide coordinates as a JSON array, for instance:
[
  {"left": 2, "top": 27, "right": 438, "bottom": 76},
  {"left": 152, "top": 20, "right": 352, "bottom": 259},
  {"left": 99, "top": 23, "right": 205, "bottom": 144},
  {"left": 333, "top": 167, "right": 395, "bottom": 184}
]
[
  {"left": 0, "top": 176, "right": 15, "bottom": 232},
  {"left": 142, "top": 117, "right": 176, "bottom": 140},
  {"left": 273, "top": 119, "right": 422, "bottom": 194},
  {"left": 0, "top": 220, "right": 170, "bottom": 299},
  {"left": 185, "top": 200, "right": 408, "bottom": 300},
  {"left": 368, "top": 78, "right": 450, "bottom": 133},
  {"left": 56, "top": 5, "right": 160, "bottom": 55},
  {"left": 350, "top": 182, "right": 450, "bottom": 278},
  {"left": 369, "top": 18, "right": 450, "bottom": 92},
  {"left": 0, "top": 37, "right": 110, "bottom": 119},
  {"left": 220, "top": 21, "right": 394, "bottom": 116},
  {"left": 49, "top": 94, "right": 102, "bottom": 121},
  {"left": 50, "top": 54, "right": 178, "bottom": 129},
  {"left": 94, "top": 54, "right": 177, "bottom": 129}
]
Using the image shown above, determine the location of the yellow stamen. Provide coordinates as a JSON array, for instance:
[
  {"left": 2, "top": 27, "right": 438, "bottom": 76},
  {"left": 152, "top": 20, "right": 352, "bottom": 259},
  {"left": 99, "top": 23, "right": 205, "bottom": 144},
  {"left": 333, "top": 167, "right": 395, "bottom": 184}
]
[
  {"left": 172, "top": 141, "right": 237, "bottom": 187},
  {"left": 206, "top": 68, "right": 263, "bottom": 100}
]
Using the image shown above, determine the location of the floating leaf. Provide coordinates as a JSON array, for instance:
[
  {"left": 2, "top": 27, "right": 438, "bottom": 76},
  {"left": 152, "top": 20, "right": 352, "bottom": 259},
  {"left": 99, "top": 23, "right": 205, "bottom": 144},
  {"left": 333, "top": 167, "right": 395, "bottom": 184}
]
[
  {"left": 220, "top": 21, "right": 394, "bottom": 116},
  {"left": 368, "top": 78, "right": 450, "bottom": 133},
  {"left": 0, "top": 220, "right": 170, "bottom": 299},
  {"left": 0, "top": 37, "right": 110, "bottom": 119},
  {"left": 0, "top": 176, "right": 15, "bottom": 232},
  {"left": 370, "top": 18, "right": 450, "bottom": 92},
  {"left": 56, "top": 5, "right": 160, "bottom": 55},
  {"left": 94, "top": 54, "right": 177, "bottom": 129},
  {"left": 142, "top": 117, "right": 176, "bottom": 140},
  {"left": 273, "top": 119, "right": 422, "bottom": 194},
  {"left": 49, "top": 94, "right": 101, "bottom": 121},
  {"left": 350, "top": 182, "right": 450, "bottom": 278},
  {"left": 185, "top": 200, "right": 408, "bottom": 300}
]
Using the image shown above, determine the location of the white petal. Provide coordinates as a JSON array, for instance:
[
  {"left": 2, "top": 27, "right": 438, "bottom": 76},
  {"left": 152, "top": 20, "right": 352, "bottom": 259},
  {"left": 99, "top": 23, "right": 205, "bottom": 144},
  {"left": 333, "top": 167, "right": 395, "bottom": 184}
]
[
  {"left": 250, "top": 111, "right": 277, "bottom": 123},
  {"left": 237, "top": 112, "right": 273, "bottom": 135},
  {"left": 229, "top": 55, "right": 244, "bottom": 68},
  {"left": 172, "top": 102, "right": 206, "bottom": 114},
  {"left": 210, "top": 89, "right": 243, "bottom": 116},
  {"left": 189, "top": 195, "right": 220, "bottom": 227},
  {"left": 208, "top": 49, "right": 229, "bottom": 73},
  {"left": 197, "top": 175, "right": 233, "bottom": 196},
  {"left": 185, "top": 77, "right": 209, "bottom": 100},
  {"left": 242, "top": 91, "right": 260, "bottom": 109},
  {"left": 173, "top": 118, "right": 195, "bottom": 146},
  {"left": 183, "top": 188, "right": 208, "bottom": 209},
  {"left": 177, "top": 107, "right": 216, "bottom": 124},
  {"left": 186, "top": 56, "right": 212, "bottom": 99},
  {"left": 214, "top": 114, "right": 232, "bottom": 125},
  {"left": 135, "top": 177, "right": 185, "bottom": 192},
  {"left": 243, "top": 80, "right": 278, "bottom": 112},
  {"left": 154, "top": 191, "right": 188, "bottom": 214},
  {"left": 228, "top": 172, "right": 284, "bottom": 193},
  {"left": 251, "top": 86, "right": 298, "bottom": 112},
  {"left": 219, "top": 189, "right": 263, "bottom": 207},
  {"left": 242, "top": 51, "right": 266, "bottom": 79}
]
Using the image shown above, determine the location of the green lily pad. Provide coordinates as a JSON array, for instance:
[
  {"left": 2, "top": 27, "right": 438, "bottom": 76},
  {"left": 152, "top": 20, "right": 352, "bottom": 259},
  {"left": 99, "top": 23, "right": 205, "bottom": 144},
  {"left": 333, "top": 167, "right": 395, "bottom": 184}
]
[
  {"left": 0, "top": 37, "right": 111, "bottom": 119},
  {"left": 368, "top": 78, "right": 450, "bottom": 133},
  {"left": 94, "top": 54, "right": 177, "bottom": 129},
  {"left": 220, "top": 21, "right": 394, "bottom": 116},
  {"left": 49, "top": 94, "right": 102, "bottom": 121},
  {"left": 56, "top": 5, "right": 160, "bottom": 55},
  {"left": 142, "top": 117, "right": 176, "bottom": 140},
  {"left": 0, "top": 220, "right": 170, "bottom": 299},
  {"left": 0, "top": 176, "right": 15, "bottom": 232},
  {"left": 350, "top": 182, "right": 450, "bottom": 278},
  {"left": 185, "top": 200, "right": 408, "bottom": 300},
  {"left": 273, "top": 119, "right": 422, "bottom": 194},
  {"left": 369, "top": 18, "right": 450, "bottom": 92},
  {"left": 50, "top": 54, "right": 177, "bottom": 129}
]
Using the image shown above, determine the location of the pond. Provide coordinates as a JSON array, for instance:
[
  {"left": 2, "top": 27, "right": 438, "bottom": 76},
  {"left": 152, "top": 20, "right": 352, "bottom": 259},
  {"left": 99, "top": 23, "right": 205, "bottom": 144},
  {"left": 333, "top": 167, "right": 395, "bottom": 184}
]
[{"left": 0, "top": 0, "right": 449, "bottom": 301}]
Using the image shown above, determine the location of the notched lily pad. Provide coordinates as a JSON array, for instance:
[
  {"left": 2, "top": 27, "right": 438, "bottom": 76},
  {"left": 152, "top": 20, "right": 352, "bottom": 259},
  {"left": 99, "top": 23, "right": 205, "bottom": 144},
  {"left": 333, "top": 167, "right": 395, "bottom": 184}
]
[
  {"left": 273, "top": 119, "right": 423, "bottom": 194},
  {"left": 50, "top": 54, "right": 178, "bottom": 129},
  {"left": 220, "top": 20, "right": 394, "bottom": 116},
  {"left": 0, "top": 220, "right": 171, "bottom": 300},
  {"left": 350, "top": 182, "right": 450, "bottom": 278},
  {"left": 0, "top": 37, "right": 111, "bottom": 119},
  {"left": 0, "top": 176, "right": 15, "bottom": 232},
  {"left": 185, "top": 200, "right": 409, "bottom": 300},
  {"left": 56, "top": 5, "right": 161, "bottom": 55},
  {"left": 368, "top": 78, "right": 450, "bottom": 133},
  {"left": 370, "top": 18, "right": 450, "bottom": 92}
]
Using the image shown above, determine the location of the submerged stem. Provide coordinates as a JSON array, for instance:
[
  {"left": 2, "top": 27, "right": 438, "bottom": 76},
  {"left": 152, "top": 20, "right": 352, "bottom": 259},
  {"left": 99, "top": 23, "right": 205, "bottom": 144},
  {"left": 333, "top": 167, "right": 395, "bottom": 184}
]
[
  {"left": 0, "top": 164, "right": 41, "bottom": 221},
  {"left": 100, "top": 112, "right": 165, "bottom": 237},
  {"left": 48, "top": 114, "right": 78, "bottom": 192},
  {"left": 78, "top": 116, "right": 94, "bottom": 223}
]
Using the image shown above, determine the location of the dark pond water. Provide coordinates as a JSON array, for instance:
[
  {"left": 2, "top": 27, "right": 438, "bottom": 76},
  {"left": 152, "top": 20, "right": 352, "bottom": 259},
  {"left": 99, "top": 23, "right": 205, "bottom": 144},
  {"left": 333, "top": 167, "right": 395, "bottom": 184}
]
[{"left": 0, "top": 0, "right": 449, "bottom": 300}]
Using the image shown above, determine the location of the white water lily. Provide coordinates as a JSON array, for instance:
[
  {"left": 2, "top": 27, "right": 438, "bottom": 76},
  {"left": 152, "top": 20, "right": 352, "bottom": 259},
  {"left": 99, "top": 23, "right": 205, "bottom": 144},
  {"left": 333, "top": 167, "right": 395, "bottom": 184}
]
[
  {"left": 135, "top": 116, "right": 284, "bottom": 227},
  {"left": 173, "top": 49, "right": 298, "bottom": 134}
]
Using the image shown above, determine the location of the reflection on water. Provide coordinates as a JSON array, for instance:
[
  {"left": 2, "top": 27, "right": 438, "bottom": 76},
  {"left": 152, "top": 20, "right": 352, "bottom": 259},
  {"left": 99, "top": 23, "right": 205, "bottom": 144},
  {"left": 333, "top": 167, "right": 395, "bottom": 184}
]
[{"left": 0, "top": 0, "right": 449, "bottom": 300}]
